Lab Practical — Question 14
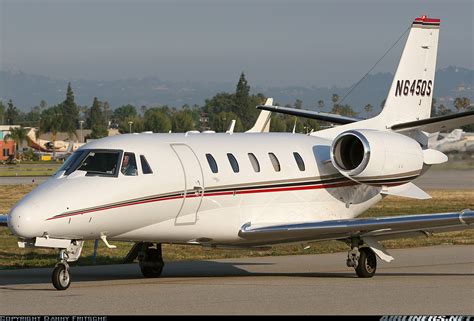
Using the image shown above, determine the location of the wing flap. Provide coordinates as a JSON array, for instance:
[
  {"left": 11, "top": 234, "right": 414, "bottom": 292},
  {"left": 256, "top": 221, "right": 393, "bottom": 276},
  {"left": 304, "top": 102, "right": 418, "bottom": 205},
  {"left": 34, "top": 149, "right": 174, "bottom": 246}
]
[{"left": 239, "top": 210, "right": 474, "bottom": 243}]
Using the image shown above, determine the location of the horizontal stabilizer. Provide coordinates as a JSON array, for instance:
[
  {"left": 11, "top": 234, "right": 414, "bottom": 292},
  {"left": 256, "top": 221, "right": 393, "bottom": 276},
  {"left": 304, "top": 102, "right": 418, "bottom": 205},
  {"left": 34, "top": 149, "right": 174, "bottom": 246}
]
[
  {"left": 380, "top": 182, "right": 431, "bottom": 199},
  {"left": 391, "top": 110, "right": 474, "bottom": 133},
  {"left": 256, "top": 105, "right": 360, "bottom": 125}
]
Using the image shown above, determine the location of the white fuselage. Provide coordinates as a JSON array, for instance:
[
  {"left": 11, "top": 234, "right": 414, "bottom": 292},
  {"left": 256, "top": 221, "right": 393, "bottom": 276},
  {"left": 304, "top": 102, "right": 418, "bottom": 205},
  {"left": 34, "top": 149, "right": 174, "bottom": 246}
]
[{"left": 9, "top": 132, "right": 383, "bottom": 246}]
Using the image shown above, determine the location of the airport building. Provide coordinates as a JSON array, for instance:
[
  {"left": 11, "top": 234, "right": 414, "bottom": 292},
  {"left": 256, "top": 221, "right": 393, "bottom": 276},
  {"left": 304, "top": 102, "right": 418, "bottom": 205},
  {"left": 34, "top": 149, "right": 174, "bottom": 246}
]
[{"left": 0, "top": 125, "right": 20, "bottom": 161}]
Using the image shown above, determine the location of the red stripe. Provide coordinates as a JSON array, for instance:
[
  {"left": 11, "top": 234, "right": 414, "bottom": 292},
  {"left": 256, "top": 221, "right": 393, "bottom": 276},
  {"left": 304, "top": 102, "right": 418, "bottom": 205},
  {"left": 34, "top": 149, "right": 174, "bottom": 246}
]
[
  {"left": 414, "top": 17, "right": 440, "bottom": 23},
  {"left": 46, "top": 181, "right": 357, "bottom": 221}
]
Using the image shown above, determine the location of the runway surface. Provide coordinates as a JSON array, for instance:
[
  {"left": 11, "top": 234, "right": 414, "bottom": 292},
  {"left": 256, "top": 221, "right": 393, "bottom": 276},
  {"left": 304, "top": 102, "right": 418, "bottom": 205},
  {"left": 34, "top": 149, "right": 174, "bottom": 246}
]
[
  {"left": 0, "top": 245, "right": 473, "bottom": 315},
  {"left": 414, "top": 169, "right": 474, "bottom": 190}
]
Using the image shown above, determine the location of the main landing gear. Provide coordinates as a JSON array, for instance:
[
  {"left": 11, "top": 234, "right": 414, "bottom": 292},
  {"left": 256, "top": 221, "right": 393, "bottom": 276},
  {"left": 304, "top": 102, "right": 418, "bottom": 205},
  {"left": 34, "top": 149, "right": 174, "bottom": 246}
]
[
  {"left": 138, "top": 243, "right": 165, "bottom": 278},
  {"left": 346, "top": 238, "right": 377, "bottom": 278}
]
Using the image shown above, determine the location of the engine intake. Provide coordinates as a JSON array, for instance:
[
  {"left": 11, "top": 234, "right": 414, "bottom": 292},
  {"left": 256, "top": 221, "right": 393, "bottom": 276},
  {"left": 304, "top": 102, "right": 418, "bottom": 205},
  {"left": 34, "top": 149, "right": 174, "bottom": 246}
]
[{"left": 330, "top": 129, "right": 424, "bottom": 185}]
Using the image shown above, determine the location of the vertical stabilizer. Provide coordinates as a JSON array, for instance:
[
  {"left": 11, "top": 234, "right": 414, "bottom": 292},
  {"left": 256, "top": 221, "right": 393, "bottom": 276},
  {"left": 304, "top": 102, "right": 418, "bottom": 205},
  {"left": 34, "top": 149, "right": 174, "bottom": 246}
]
[
  {"left": 380, "top": 16, "right": 440, "bottom": 126},
  {"left": 246, "top": 98, "right": 273, "bottom": 133}
]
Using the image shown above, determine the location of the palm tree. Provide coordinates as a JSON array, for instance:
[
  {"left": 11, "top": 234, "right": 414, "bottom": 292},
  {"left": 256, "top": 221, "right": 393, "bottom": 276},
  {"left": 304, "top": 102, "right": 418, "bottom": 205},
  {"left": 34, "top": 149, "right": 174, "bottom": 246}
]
[
  {"left": 3, "top": 127, "right": 28, "bottom": 159},
  {"left": 454, "top": 97, "right": 471, "bottom": 112},
  {"left": 364, "top": 104, "right": 373, "bottom": 118},
  {"left": 39, "top": 106, "right": 63, "bottom": 159}
]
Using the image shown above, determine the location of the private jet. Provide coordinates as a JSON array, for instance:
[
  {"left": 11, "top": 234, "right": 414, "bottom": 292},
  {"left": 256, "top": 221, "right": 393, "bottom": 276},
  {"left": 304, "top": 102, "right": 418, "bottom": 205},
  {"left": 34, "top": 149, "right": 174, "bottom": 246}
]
[{"left": 1, "top": 15, "right": 473, "bottom": 290}]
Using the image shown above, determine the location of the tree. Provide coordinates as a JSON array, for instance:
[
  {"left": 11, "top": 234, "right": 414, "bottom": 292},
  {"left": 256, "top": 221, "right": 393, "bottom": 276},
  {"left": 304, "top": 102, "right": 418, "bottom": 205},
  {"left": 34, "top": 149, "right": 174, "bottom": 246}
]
[
  {"left": 40, "top": 106, "right": 63, "bottom": 159},
  {"left": 437, "top": 104, "right": 451, "bottom": 116},
  {"left": 144, "top": 108, "right": 172, "bottom": 133},
  {"left": 113, "top": 104, "right": 139, "bottom": 133},
  {"left": 453, "top": 97, "right": 471, "bottom": 112},
  {"left": 103, "top": 101, "right": 111, "bottom": 127},
  {"left": 3, "top": 127, "right": 28, "bottom": 158},
  {"left": 0, "top": 101, "right": 5, "bottom": 125},
  {"left": 89, "top": 97, "right": 108, "bottom": 139},
  {"left": 211, "top": 111, "right": 243, "bottom": 132},
  {"left": 317, "top": 100, "right": 324, "bottom": 111},
  {"left": 171, "top": 110, "right": 195, "bottom": 132},
  {"left": 5, "top": 99, "right": 19, "bottom": 125},
  {"left": 270, "top": 115, "right": 287, "bottom": 132},
  {"left": 60, "top": 83, "right": 79, "bottom": 138},
  {"left": 294, "top": 99, "right": 303, "bottom": 110},
  {"left": 331, "top": 94, "right": 339, "bottom": 106},
  {"left": 364, "top": 104, "right": 373, "bottom": 118},
  {"left": 235, "top": 72, "right": 250, "bottom": 110},
  {"left": 332, "top": 104, "right": 358, "bottom": 117}
]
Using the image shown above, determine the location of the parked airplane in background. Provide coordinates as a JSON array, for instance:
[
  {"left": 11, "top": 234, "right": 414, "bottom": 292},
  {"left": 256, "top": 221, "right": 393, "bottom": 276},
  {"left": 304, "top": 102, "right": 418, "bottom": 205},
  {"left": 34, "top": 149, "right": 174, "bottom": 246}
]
[
  {"left": 428, "top": 129, "right": 474, "bottom": 153},
  {"left": 26, "top": 128, "right": 85, "bottom": 153},
  {"left": 1, "top": 16, "right": 473, "bottom": 290}
]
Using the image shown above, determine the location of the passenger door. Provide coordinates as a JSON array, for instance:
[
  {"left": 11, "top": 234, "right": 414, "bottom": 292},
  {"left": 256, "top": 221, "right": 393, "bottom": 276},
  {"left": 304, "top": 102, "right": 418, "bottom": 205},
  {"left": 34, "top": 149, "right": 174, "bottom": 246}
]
[{"left": 171, "top": 144, "right": 204, "bottom": 225}]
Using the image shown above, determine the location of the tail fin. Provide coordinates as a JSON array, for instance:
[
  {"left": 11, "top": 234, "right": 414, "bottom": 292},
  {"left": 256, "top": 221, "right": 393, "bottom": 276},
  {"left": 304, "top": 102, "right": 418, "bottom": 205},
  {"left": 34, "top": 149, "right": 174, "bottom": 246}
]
[
  {"left": 246, "top": 98, "right": 273, "bottom": 133},
  {"left": 380, "top": 16, "right": 440, "bottom": 126}
]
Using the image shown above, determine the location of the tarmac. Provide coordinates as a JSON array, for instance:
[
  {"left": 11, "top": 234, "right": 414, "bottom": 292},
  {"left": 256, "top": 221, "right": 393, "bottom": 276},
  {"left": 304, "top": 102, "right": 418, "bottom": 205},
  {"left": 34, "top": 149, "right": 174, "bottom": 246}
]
[{"left": 0, "top": 245, "right": 473, "bottom": 315}]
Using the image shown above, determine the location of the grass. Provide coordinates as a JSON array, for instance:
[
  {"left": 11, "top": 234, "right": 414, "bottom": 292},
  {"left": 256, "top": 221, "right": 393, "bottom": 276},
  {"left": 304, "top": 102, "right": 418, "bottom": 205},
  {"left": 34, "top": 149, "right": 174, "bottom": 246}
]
[
  {"left": 0, "top": 163, "right": 60, "bottom": 177},
  {"left": 0, "top": 186, "right": 473, "bottom": 269}
]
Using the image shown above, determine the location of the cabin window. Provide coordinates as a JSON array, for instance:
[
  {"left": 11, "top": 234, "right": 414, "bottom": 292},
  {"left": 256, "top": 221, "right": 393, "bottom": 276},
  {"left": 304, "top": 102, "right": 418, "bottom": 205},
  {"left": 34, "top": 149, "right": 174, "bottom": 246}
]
[
  {"left": 206, "top": 153, "right": 218, "bottom": 173},
  {"left": 227, "top": 153, "right": 239, "bottom": 173},
  {"left": 73, "top": 150, "right": 121, "bottom": 177},
  {"left": 140, "top": 155, "right": 153, "bottom": 174},
  {"left": 268, "top": 152, "right": 281, "bottom": 172},
  {"left": 293, "top": 152, "right": 305, "bottom": 171},
  {"left": 248, "top": 153, "right": 260, "bottom": 172},
  {"left": 121, "top": 152, "right": 138, "bottom": 176}
]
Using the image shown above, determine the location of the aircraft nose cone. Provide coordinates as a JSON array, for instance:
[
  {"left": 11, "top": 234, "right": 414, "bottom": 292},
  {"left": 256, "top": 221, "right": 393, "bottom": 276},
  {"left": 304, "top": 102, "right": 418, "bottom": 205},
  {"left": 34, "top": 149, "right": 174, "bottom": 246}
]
[{"left": 8, "top": 205, "right": 40, "bottom": 238}]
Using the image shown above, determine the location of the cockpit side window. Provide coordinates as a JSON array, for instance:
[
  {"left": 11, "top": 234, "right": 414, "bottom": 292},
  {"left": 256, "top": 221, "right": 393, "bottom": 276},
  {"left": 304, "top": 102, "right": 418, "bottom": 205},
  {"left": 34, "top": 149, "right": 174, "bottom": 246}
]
[
  {"left": 121, "top": 152, "right": 138, "bottom": 176},
  {"left": 140, "top": 155, "right": 153, "bottom": 174},
  {"left": 75, "top": 150, "right": 121, "bottom": 177}
]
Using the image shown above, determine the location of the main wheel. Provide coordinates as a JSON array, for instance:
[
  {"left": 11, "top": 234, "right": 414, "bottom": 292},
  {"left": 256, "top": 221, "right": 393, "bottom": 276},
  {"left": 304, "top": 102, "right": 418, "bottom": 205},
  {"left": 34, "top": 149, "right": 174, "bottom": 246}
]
[
  {"left": 139, "top": 248, "right": 164, "bottom": 278},
  {"left": 52, "top": 264, "right": 71, "bottom": 290},
  {"left": 355, "top": 247, "right": 377, "bottom": 278}
]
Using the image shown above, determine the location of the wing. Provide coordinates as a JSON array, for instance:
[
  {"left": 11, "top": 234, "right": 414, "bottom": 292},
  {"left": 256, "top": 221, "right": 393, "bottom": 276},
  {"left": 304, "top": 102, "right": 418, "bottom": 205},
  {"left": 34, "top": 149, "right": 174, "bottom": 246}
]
[
  {"left": 391, "top": 110, "right": 474, "bottom": 133},
  {"left": 256, "top": 105, "right": 360, "bottom": 125},
  {"left": 239, "top": 210, "right": 474, "bottom": 245},
  {"left": 0, "top": 214, "right": 7, "bottom": 227}
]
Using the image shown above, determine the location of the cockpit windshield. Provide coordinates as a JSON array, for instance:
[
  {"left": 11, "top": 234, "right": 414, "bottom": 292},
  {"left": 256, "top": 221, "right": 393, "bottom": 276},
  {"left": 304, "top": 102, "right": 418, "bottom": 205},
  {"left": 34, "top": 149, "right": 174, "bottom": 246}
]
[{"left": 56, "top": 149, "right": 122, "bottom": 177}]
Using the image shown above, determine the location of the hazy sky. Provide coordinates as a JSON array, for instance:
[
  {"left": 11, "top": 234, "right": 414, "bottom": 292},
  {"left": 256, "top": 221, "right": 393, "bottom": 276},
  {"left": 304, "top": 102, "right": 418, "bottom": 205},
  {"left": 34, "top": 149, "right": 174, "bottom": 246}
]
[{"left": 1, "top": 0, "right": 473, "bottom": 87}]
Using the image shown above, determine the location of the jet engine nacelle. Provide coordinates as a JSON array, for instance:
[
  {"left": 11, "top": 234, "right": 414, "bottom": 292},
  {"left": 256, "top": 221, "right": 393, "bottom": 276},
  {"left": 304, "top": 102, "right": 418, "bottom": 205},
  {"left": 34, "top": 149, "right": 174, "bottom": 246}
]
[{"left": 330, "top": 129, "right": 424, "bottom": 185}]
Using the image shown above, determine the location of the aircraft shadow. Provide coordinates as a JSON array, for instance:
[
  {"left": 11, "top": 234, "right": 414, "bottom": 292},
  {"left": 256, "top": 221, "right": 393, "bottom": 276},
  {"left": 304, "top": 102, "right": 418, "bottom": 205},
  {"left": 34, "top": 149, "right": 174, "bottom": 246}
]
[{"left": 0, "top": 260, "right": 472, "bottom": 290}]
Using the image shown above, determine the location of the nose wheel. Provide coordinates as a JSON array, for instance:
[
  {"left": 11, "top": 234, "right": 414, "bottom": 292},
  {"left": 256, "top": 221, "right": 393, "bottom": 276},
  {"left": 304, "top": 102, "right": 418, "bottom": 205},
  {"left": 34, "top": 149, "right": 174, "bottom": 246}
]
[{"left": 52, "top": 262, "right": 71, "bottom": 290}]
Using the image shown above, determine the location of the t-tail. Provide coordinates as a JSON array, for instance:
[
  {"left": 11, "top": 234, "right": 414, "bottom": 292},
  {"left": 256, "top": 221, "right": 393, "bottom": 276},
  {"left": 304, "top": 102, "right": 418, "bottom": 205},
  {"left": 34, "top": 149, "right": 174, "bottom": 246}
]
[
  {"left": 256, "top": 15, "right": 472, "bottom": 137},
  {"left": 378, "top": 15, "right": 440, "bottom": 127}
]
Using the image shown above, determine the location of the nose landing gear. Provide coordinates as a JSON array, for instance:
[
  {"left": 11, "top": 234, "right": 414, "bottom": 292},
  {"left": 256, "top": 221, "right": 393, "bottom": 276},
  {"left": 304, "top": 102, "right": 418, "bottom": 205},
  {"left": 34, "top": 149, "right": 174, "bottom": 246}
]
[
  {"left": 51, "top": 241, "right": 83, "bottom": 290},
  {"left": 52, "top": 260, "right": 70, "bottom": 290}
]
